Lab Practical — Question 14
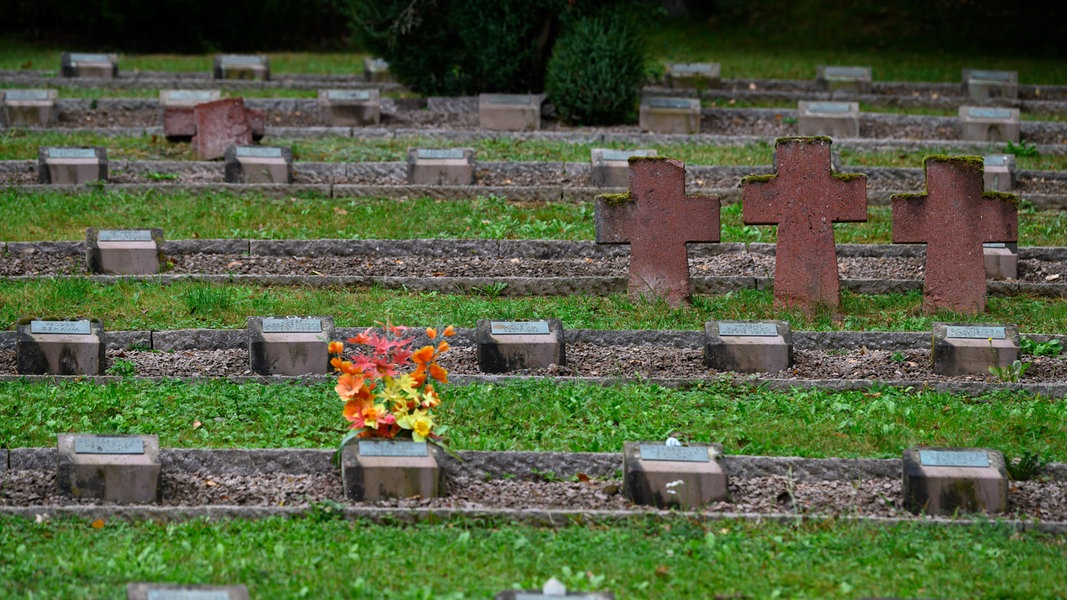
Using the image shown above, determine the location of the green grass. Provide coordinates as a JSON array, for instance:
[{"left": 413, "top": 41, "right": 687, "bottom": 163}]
[
  {"left": 2, "top": 379, "right": 1064, "bottom": 459},
  {"left": 3, "top": 516, "right": 1064, "bottom": 599},
  {"left": 3, "top": 280, "right": 1067, "bottom": 334}
]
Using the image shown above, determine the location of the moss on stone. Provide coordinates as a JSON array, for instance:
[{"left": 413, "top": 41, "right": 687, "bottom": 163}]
[
  {"left": 831, "top": 172, "right": 866, "bottom": 182},
  {"left": 629, "top": 156, "right": 670, "bottom": 164},
  {"left": 597, "top": 192, "right": 632, "bottom": 205},
  {"left": 923, "top": 154, "right": 984, "bottom": 173},
  {"left": 983, "top": 190, "right": 1020, "bottom": 205},
  {"left": 777, "top": 135, "right": 833, "bottom": 145},
  {"left": 741, "top": 174, "right": 776, "bottom": 184},
  {"left": 891, "top": 192, "right": 927, "bottom": 201}
]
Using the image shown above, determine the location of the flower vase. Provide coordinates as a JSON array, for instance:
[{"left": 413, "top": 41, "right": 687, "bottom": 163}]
[{"left": 341, "top": 438, "right": 447, "bottom": 501}]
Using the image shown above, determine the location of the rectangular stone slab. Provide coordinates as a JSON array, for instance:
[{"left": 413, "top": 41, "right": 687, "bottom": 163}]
[
  {"left": 363, "top": 57, "right": 393, "bottom": 83},
  {"left": 983, "top": 154, "right": 1016, "bottom": 192},
  {"left": 476, "top": 318, "right": 565, "bottom": 373},
  {"left": 590, "top": 148, "right": 657, "bottom": 187},
  {"left": 224, "top": 145, "right": 293, "bottom": 184},
  {"left": 62, "top": 52, "right": 117, "bottom": 78},
  {"left": 639, "top": 97, "right": 700, "bottom": 134},
  {"left": 214, "top": 55, "right": 269, "bottom": 80},
  {"left": 797, "top": 101, "right": 860, "bottom": 137},
  {"left": 816, "top": 65, "right": 872, "bottom": 95},
  {"left": 126, "top": 583, "right": 250, "bottom": 600},
  {"left": 958, "top": 106, "right": 1020, "bottom": 142},
  {"left": 38, "top": 146, "right": 108, "bottom": 184},
  {"left": 902, "top": 447, "right": 1007, "bottom": 515},
  {"left": 57, "top": 434, "right": 160, "bottom": 504},
  {"left": 341, "top": 439, "right": 446, "bottom": 501},
  {"left": 406, "top": 147, "right": 475, "bottom": 185},
  {"left": 318, "top": 88, "right": 380, "bottom": 126},
  {"left": 86, "top": 227, "right": 164, "bottom": 275},
  {"left": 16, "top": 318, "right": 105, "bottom": 375},
  {"left": 665, "top": 62, "right": 720, "bottom": 89},
  {"left": 962, "top": 68, "right": 1018, "bottom": 101},
  {"left": 2, "top": 88, "right": 58, "bottom": 127},
  {"left": 623, "top": 441, "right": 727, "bottom": 510},
  {"left": 704, "top": 320, "right": 793, "bottom": 373},
  {"left": 931, "top": 321, "right": 1019, "bottom": 376},
  {"left": 478, "top": 94, "right": 541, "bottom": 131},
  {"left": 248, "top": 316, "right": 333, "bottom": 376},
  {"left": 160, "top": 90, "right": 221, "bottom": 107}
]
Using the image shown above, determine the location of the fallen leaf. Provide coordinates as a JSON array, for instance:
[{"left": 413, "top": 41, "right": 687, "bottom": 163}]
[
  {"left": 91, "top": 519, "right": 105, "bottom": 529},
  {"left": 576, "top": 473, "right": 590, "bottom": 482},
  {"left": 205, "top": 480, "right": 218, "bottom": 487},
  {"left": 334, "top": 207, "right": 348, "bottom": 215},
  {"left": 655, "top": 565, "right": 670, "bottom": 577},
  {"left": 193, "top": 420, "right": 202, "bottom": 429},
  {"left": 1046, "top": 274, "right": 1060, "bottom": 281}
]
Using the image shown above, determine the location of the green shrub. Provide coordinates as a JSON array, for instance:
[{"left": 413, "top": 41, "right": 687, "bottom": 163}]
[{"left": 544, "top": 14, "right": 646, "bottom": 125}]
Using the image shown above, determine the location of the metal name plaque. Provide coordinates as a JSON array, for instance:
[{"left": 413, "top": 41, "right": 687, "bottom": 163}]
[
  {"left": 368, "top": 58, "right": 389, "bottom": 70},
  {"left": 485, "top": 94, "right": 531, "bottom": 105},
  {"left": 327, "top": 89, "right": 372, "bottom": 101},
  {"left": 222, "top": 55, "right": 264, "bottom": 65},
  {"left": 824, "top": 66, "right": 869, "bottom": 79},
  {"left": 807, "top": 102, "right": 852, "bottom": 114},
  {"left": 647, "top": 97, "right": 693, "bottom": 110},
  {"left": 418, "top": 148, "right": 465, "bottom": 160},
  {"left": 944, "top": 325, "right": 1006, "bottom": 340},
  {"left": 30, "top": 320, "right": 91, "bottom": 335},
  {"left": 357, "top": 441, "right": 428, "bottom": 457},
  {"left": 490, "top": 321, "right": 551, "bottom": 335},
  {"left": 98, "top": 229, "right": 153, "bottom": 242},
  {"left": 235, "top": 146, "right": 283, "bottom": 159},
  {"left": 718, "top": 321, "right": 778, "bottom": 337},
  {"left": 983, "top": 242, "right": 1007, "bottom": 249},
  {"left": 970, "top": 70, "right": 1012, "bottom": 82},
  {"left": 5, "top": 90, "right": 50, "bottom": 101},
  {"left": 671, "top": 63, "right": 714, "bottom": 73},
  {"left": 166, "top": 90, "right": 215, "bottom": 103},
  {"left": 638, "top": 444, "right": 710, "bottom": 463},
  {"left": 147, "top": 590, "right": 232, "bottom": 600},
  {"left": 261, "top": 317, "right": 322, "bottom": 333},
  {"left": 984, "top": 155, "right": 1008, "bottom": 167},
  {"left": 49, "top": 148, "right": 97, "bottom": 160},
  {"left": 70, "top": 53, "right": 111, "bottom": 63},
  {"left": 919, "top": 450, "right": 989, "bottom": 468},
  {"left": 74, "top": 436, "right": 145, "bottom": 455},
  {"left": 600, "top": 149, "right": 654, "bottom": 162},
  {"left": 968, "top": 107, "right": 1012, "bottom": 120}
]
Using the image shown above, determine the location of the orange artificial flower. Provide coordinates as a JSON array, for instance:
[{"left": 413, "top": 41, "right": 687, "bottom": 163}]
[
  {"left": 412, "top": 345, "right": 435, "bottom": 365},
  {"left": 335, "top": 373, "right": 365, "bottom": 401},
  {"left": 330, "top": 356, "right": 343, "bottom": 371},
  {"left": 443, "top": 325, "right": 456, "bottom": 337},
  {"left": 341, "top": 361, "right": 359, "bottom": 375},
  {"left": 328, "top": 341, "right": 344, "bottom": 355},
  {"left": 437, "top": 340, "right": 450, "bottom": 353},
  {"left": 426, "top": 327, "right": 437, "bottom": 340},
  {"left": 429, "top": 363, "right": 448, "bottom": 384},
  {"left": 411, "top": 364, "right": 427, "bottom": 386}
]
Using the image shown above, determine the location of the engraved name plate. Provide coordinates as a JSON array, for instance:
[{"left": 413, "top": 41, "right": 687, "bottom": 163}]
[
  {"left": 367, "top": 58, "right": 389, "bottom": 70},
  {"left": 74, "top": 436, "right": 145, "bottom": 455},
  {"left": 490, "top": 321, "right": 551, "bottom": 335},
  {"left": 358, "top": 441, "right": 428, "bottom": 457},
  {"left": 98, "top": 230, "right": 153, "bottom": 242},
  {"left": 261, "top": 317, "right": 322, "bottom": 333},
  {"left": 647, "top": 97, "right": 694, "bottom": 109},
  {"left": 70, "top": 53, "right": 111, "bottom": 63},
  {"left": 600, "top": 149, "right": 655, "bottom": 162},
  {"left": 968, "top": 107, "right": 1012, "bottom": 120},
  {"left": 983, "top": 242, "right": 1007, "bottom": 249},
  {"left": 638, "top": 444, "right": 710, "bottom": 463},
  {"left": 485, "top": 94, "right": 531, "bottom": 105},
  {"left": 327, "top": 89, "right": 372, "bottom": 102},
  {"left": 944, "top": 325, "right": 1006, "bottom": 340},
  {"left": 984, "top": 155, "right": 1008, "bottom": 167},
  {"left": 147, "top": 590, "right": 232, "bottom": 600},
  {"left": 166, "top": 90, "right": 216, "bottom": 103},
  {"left": 824, "top": 66, "right": 869, "bottom": 79},
  {"left": 418, "top": 148, "right": 466, "bottom": 160},
  {"left": 48, "top": 148, "right": 97, "bottom": 160},
  {"left": 919, "top": 449, "right": 989, "bottom": 468},
  {"left": 235, "top": 146, "right": 283, "bottom": 159},
  {"left": 222, "top": 55, "right": 264, "bottom": 66},
  {"left": 718, "top": 321, "right": 778, "bottom": 337},
  {"left": 671, "top": 63, "right": 714, "bottom": 74},
  {"left": 30, "top": 320, "right": 91, "bottom": 335},
  {"left": 807, "top": 102, "right": 852, "bottom": 114},
  {"left": 4, "top": 90, "right": 50, "bottom": 102},
  {"left": 970, "top": 70, "right": 1012, "bottom": 82}
]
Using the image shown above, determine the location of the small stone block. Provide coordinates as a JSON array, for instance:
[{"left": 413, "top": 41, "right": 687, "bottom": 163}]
[
  {"left": 61, "top": 52, "right": 118, "bottom": 78},
  {"left": 363, "top": 57, "right": 392, "bottom": 83},
  {"left": 639, "top": 97, "right": 700, "bottom": 134},
  {"left": 318, "top": 89, "right": 381, "bottom": 126},
  {"left": 623, "top": 441, "right": 727, "bottom": 510},
  {"left": 476, "top": 319, "right": 565, "bottom": 373},
  {"left": 590, "top": 148, "right": 657, "bottom": 188},
  {"left": 407, "top": 147, "right": 475, "bottom": 185},
  {"left": 959, "top": 106, "right": 1020, "bottom": 143},
  {"left": 56, "top": 434, "right": 160, "bottom": 504},
  {"left": 703, "top": 320, "right": 793, "bottom": 372},
  {"left": 665, "top": 62, "right": 720, "bottom": 89},
  {"left": 160, "top": 91, "right": 222, "bottom": 140},
  {"left": 192, "top": 98, "right": 262, "bottom": 160},
  {"left": 224, "top": 145, "right": 293, "bottom": 184},
  {"left": 931, "top": 322, "right": 1019, "bottom": 376},
  {"left": 37, "top": 146, "right": 107, "bottom": 185},
  {"left": 213, "top": 54, "right": 269, "bottom": 81},
  {"left": 341, "top": 439, "right": 446, "bottom": 501},
  {"left": 2, "top": 89, "right": 58, "bottom": 127},
  {"left": 86, "top": 228, "right": 164, "bottom": 275},
  {"left": 983, "top": 154, "right": 1016, "bottom": 192},
  {"left": 797, "top": 101, "right": 860, "bottom": 137},
  {"left": 902, "top": 447, "right": 1008, "bottom": 515},
  {"left": 127, "top": 583, "right": 250, "bottom": 600},
  {"left": 159, "top": 90, "right": 222, "bottom": 108},
  {"left": 16, "top": 318, "right": 106, "bottom": 375},
  {"left": 815, "top": 65, "right": 872, "bottom": 95},
  {"left": 478, "top": 94, "right": 541, "bottom": 131},
  {"left": 962, "top": 69, "right": 1018, "bottom": 101},
  {"left": 983, "top": 243, "right": 1018, "bottom": 280},
  {"left": 248, "top": 316, "right": 334, "bottom": 376}
]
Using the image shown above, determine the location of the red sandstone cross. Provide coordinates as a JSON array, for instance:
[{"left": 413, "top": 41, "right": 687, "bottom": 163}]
[
  {"left": 741, "top": 137, "right": 867, "bottom": 312},
  {"left": 892, "top": 157, "right": 1018, "bottom": 313},
  {"left": 594, "top": 157, "right": 720, "bottom": 307}
]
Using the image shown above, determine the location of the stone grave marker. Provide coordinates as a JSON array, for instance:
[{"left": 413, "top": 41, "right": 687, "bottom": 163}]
[
  {"left": 16, "top": 318, "right": 106, "bottom": 375},
  {"left": 741, "top": 137, "right": 867, "bottom": 312},
  {"left": 248, "top": 316, "right": 333, "bottom": 376},
  {"left": 38, "top": 146, "right": 107, "bottom": 185},
  {"left": 623, "top": 440, "right": 727, "bottom": 510},
  {"left": 892, "top": 156, "right": 1018, "bottom": 313},
  {"left": 595, "top": 157, "right": 720, "bottom": 307},
  {"left": 639, "top": 96, "right": 700, "bottom": 134},
  {"left": 224, "top": 145, "right": 293, "bottom": 184},
  {"left": 86, "top": 228, "right": 164, "bottom": 275},
  {"left": 665, "top": 62, "right": 721, "bottom": 88},
  {"left": 476, "top": 319, "right": 565, "bottom": 373},
  {"left": 815, "top": 65, "right": 872, "bottom": 95},
  {"left": 407, "top": 147, "right": 476, "bottom": 185},
  {"left": 797, "top": 101, "right": 860, "bottom": 137},
  {"left": 589, "top": 148, "right": 657, "bottom": 188},
  {"left": 363, "top": 57, "right": 392, "bottom": 83},
  {"left": 127, "top": 583, "right": 250, "bottom": 600},
  {"left": 61, "top": 52, "right": 118, "bottom": 78},
  {"left": 931, "top": 322, "right": 1019, "bottom": 376},
  {"left": 983, "top": 242, "right": 1018, "bottom": 280},
  {"left": 56, "top": 433, "right": 160, "bottom": 504},
  {"left": 703, "top": 320, "right": 793, "bottom": 373},
  {"left": 160, "top": 90, "right": 223, "bottom": 108},
  {"left": 1, "top": 89, "right": 58, "bottom": 127},
  {"left": 962, "top": 69, "right": 1018, "bottom": 101},
  {"left": 213, "top": 54, "right": 269, "bottom": 80},
  {"left": 903, "top": 447, "right": 1008, "bottom": 515},
  {"left": 341, "top": 439, "right": 446, "bottom": 501},
  {"left": 318, "top": 88, "right": 381, "bottom": 126},
  {"left": 478, "top": 94, "right": 542, "bottom": 131},
  {"left": 959, "top": 106, "right": 1020, "bottom": 143},
  {"left": 496, "top": 578, "right": 614, "bottom": 600},
  {"left": 983, "top": 154, "right": 1016, "bottom": 192},
  {"left": 192, "top": 98, "right": 265, "bottom": 160},
  {"left": 160, "top": 90, "right": 222, "bottom": 140}
]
